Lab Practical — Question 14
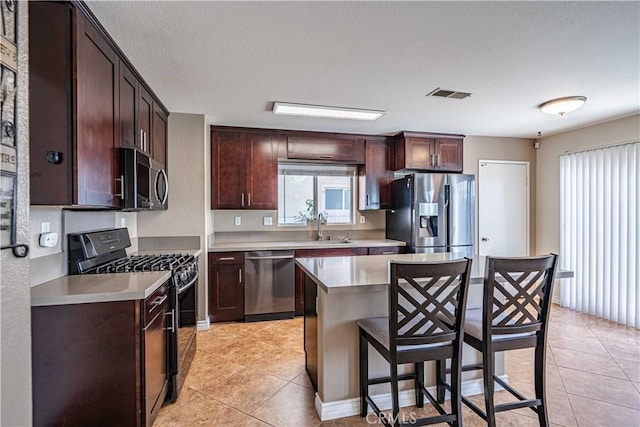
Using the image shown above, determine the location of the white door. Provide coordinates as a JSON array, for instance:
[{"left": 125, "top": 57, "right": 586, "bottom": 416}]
[{"left": 478, "top": 160, "right": 529, "bottom": 256}]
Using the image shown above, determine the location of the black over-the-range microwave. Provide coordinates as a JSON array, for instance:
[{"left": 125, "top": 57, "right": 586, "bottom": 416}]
[{"left": 119, "top": 148, "right": 168, "bottom": 210}]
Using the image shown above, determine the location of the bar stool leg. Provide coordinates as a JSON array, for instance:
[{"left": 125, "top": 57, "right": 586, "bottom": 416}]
[
  {"left": 436, "top": 359, "right": 446, "bottom": 404},
  {"left": 359, "top": 331, "right": 369, "bottom": 417},
  {"left": 390, "top": 361, "right": 400, "bottom": 426},
  {"left": 535, "top": 345, "right": 549, "bottom": 427},
  {"left": 450, "top": 353, "right": 463, "bottom": 427},
  {"left": 483, "top": 351, "right": 497, "bottom": 427},
  {"left": 415, "top": 362, "right": 424, "bottom": 408}
]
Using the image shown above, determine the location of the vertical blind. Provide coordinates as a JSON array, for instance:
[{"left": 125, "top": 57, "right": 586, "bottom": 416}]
[{"left": 560, "top": 141, "right": 639, "bottom": 328}]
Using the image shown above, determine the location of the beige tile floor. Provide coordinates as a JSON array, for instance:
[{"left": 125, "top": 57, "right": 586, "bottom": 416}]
[{"left": 155, "top": 305, "right": 640, "bottom": 427}]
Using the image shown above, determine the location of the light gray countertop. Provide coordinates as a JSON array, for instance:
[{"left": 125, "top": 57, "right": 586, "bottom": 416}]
[
  {"left": 31, "top": 248, "right": 202, "bottom": 307},
  {"left": 31, "top": 271, "right": 172, "bottom": 307},
  {"left": 208, "top": 239, "right": 405, "bottom": 252},
  {"left": 296, "top": 253, "right": 574, "bottom": 294}
]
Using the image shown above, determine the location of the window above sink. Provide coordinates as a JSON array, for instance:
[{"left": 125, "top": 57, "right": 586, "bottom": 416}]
[{"left": 277, "top": 163, "right": 356, "bottom": 226}]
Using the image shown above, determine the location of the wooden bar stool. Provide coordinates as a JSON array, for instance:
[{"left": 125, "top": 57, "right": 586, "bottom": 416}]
[
  {"left": 447, "top": 254, "right": 558, "bottom": 427},
  {"left": 357, "top": 258, "right": 472, "bottom": 426}
]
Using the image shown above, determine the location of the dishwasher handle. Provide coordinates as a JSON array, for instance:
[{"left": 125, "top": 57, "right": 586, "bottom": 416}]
[{"left": 246, "top": 255, "right": 295, "bottom": 260}]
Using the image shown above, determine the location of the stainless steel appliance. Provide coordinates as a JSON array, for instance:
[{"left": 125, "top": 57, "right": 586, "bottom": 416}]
[
  {"left": 386, "top": 173, "right": 475, "bottom": 255},
  {"left": 67, "top": 228, "right": 196, "bottom": 403},
  {"left": 244, "top": 250, "right": 295, "bottom": 321},
  {"left": 120, "top": 148, "right": 168, "bottom": 210}
]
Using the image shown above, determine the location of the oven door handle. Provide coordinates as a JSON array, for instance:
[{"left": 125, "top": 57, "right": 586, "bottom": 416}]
[{"left": 177, "top": 270, "right": 199, "bottom": 294}]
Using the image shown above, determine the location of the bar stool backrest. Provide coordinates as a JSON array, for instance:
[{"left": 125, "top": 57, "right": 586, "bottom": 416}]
[
  {"left": 483, "top": 254, "right": 559, "bottom": 337},
  {"left": 390, "top": 258, "right": 472, "bottom": 349}
]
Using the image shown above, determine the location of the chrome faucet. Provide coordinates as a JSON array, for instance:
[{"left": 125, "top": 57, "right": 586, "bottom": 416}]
[{"left": 317, "top": 213, "right": 326, "bottom": 241}]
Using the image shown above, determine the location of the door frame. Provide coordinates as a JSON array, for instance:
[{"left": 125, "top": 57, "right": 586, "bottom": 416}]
[{"left": 478, "top": 159, "right": 530, "bottom": 256}]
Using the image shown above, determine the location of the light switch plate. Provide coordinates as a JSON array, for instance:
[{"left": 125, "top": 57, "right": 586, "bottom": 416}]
[
  {"left": 120, "top": 218, "right": 126, "bottom": 228},
  {"left": 41, "top": 221, "right": 50, "bottom": 233},
  {"left": 263, "top": 216, "right": 272, "bottom": 226},
  {"left": 234, "top": 216, "right": 241, "bottom": 226}
]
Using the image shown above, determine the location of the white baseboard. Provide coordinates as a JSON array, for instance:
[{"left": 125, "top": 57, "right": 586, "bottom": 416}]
[
  {"left": 196, "top": 319, "right": 210, "bottom": 331},
  {"left": 314, "top": 374, "right": 508, "bottom": 421}
]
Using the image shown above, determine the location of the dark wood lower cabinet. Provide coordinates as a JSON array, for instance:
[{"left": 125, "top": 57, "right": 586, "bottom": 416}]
[
  {"left": 209, "top": 253, "right": 245, "bottom": 322},
  {"left": 303, "top": 273, "right": 318, "bottom": 391},
  {"left": 31, "top": 280, "right": 169, "bottom": 427}
]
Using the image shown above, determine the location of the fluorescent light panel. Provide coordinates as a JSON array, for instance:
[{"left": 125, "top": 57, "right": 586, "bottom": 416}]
[{"left": 273, "top": 102, "right": 384, "bottom": 121}]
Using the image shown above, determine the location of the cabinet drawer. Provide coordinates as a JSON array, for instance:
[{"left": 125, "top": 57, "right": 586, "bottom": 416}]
[
  {"left": 287, "top": 136, "right": 365, "bottom": 163},
  {"left": 368, "top": 246, "right": 405, "bottom": 255},
  {"left": 209, "top": 252, "right": 244, "bottom": 265},
  {"left": 143, "top": 280, "right": 169, "bottom": 327}
]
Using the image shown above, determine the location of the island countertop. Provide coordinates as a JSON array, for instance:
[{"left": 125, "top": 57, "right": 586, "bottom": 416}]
[{"left": 295, "top": 252, "right": 573, "bottom": 294}]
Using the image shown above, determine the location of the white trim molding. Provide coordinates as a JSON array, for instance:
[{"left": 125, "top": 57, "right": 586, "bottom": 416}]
[
  {"left": 314, "top": 375, "right": 508, "bottom": 421},
  {"left": 196, "top": 319, "right": 210, "bottom": 331}
]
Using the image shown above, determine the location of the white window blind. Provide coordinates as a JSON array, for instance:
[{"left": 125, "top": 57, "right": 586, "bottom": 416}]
[{"left": 560, "top": 141, "right": 639, "bottom": 328}]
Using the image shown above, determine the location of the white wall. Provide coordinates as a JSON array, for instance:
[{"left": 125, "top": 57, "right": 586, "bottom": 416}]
[
  {"left": 536, "top": 114, "right": 640, "bottom": 255},
  {"left": 137, "top": 113, "right": 209, "bottom": 321},
  {"left": 463, "top": 136, "right": 537, "bottom": 254},
  {"left": 1, "top": 3, "right": 32, "bottom": 424}
]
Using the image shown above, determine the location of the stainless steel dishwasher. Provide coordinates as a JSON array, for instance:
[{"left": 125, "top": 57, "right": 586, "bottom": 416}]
[{"left": 244, "top": 250, "right": 295, "bottom": 321}]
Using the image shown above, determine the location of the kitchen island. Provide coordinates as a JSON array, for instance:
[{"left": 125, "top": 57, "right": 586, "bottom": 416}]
[{"left": 296, "top": 253, "right": 573, "bottom": 421}]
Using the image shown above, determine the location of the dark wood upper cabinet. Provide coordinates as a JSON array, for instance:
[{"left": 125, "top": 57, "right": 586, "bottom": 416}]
[
  {"left": 152, "top": 102, "right": 168, "bottom": 167},
  {"left": 119, "top": 63, "right": 138, "bottom": 150},
  {"left": 393, "top": 132, "right": 464, "bottom": 172},
  {"left": 358, "top": 138, "right": 394, "bottom": 210},
  {"left": 138, "top": 86, "right": 154, "bottom": 156},
  {"left": 29, "top": 3, "right": 120, "bottom": 207},
  {"left": 287, "top": 133, "right": 365, "bottom": 164},
  {"left": 211, "top": 128, "right": 280, "bottom": 210},
  {"left": 29, "top": 1, "right": 169, "bottom": 208}
]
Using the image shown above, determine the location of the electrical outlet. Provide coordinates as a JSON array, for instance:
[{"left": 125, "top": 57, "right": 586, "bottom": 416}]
[
  {"left": 360, "top": 215, "right": 366, "bottom": 224},
  {"left": 120, "top": 218, "right": 126, "bottom": 228},
  {"left": 234, "top": 216, "right": 242, "bottom": 226},
  {"left": 41, "top": 221, "right": 50, "bottom": 233},
  {"left": 263, "top": 216, "right": 273, "bottom": 226}
]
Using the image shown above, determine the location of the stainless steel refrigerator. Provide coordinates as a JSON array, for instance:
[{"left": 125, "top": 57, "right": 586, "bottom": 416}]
[{"left": 386, "top": 173, "right": 475, "bottom": 255}]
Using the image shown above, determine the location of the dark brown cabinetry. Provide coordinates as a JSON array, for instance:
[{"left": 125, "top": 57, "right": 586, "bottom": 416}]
[
  {"left": 29, "top": 1, "right": 169, "bottom": 207},
  {"left": 287, "top": 133, "right": 365, "bottom": 164},
  {"left": 358, "top": 138, "right": 394, "bottom": 210},
  {"left": 211, "top": 128, "right": 280, "bottom": 210},
  {"left": 30, "top": 3, "right": 120, "bottom": 207},
  {"left": 393, "top": 132, "right": 464, "bottom": 172},
  {"left": 31, "top": 280, "right": 170, "bottom": 427},
  {"left": 152, "top": 102, "right": 168, "bottom": 167},
  {"left": 209, "top": 252, "right": 245, "bottom": 322},
  {"left": 118, "top": 62, "right": 167, "bottom": 165}
]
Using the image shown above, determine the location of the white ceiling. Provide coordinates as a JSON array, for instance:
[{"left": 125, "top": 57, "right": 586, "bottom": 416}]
[{"left": 87, "top": 1, "right": 639, "bottom": 138}]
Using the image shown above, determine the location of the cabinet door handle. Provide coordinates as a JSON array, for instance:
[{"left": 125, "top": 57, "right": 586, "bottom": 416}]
[
  {"left": 320, "top": 155, "right": 333, "bottom": 159},
  {"left": 166, "top": 309, "right": 175, "bottom": 333},
  {"left": 239, "top": 269, "right": 242, "bottom": 283},
  {"left": 148, "top": 295, "right": 168, "bottom": 313},
  {"left": 248, "top": 193, "right": 251, "bottom": 207},
  {"left": 115, "top": 175, "right": 125, "bottom": 199},
  {"left": 145, "top": 131, "right": 148, "bottom": 152},
  {"left": 217, "top": 256, "right": 236, "bottom": 261},
  {"left": 241, "top": 193, "right": 245, "bottom": 207},
  {"left": 366, "top": 194, "right": 369, "bottom": 207},
  {"left": 139, "top": 130, "right": 144, "bottom": 149},
  {"left": 381, "top": 251, "right": 394, "bottom": 255},
  {"left": 436, "top": 153, "right": 440, "bottom": 166},
  {"left": 430, "top": 154, "right": 435, "bottom": 166}
]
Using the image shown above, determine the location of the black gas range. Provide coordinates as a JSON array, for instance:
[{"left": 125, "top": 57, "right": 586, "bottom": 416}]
[{"left": 68, "top": 228, "right": 197, "bottom": 403}]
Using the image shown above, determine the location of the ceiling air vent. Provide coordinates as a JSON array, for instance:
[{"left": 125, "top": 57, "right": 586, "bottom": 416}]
[{"left": 426, "top": 88, "right": 472, "bottom": 99}]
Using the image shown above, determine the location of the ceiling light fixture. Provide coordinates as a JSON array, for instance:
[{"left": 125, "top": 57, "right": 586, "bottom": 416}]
[
  {"left": 539, "top": 96, "right": 587, "bottom": 116},
  {"left": 272, "top": 102, "right": 384, "bottom": 121}
]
